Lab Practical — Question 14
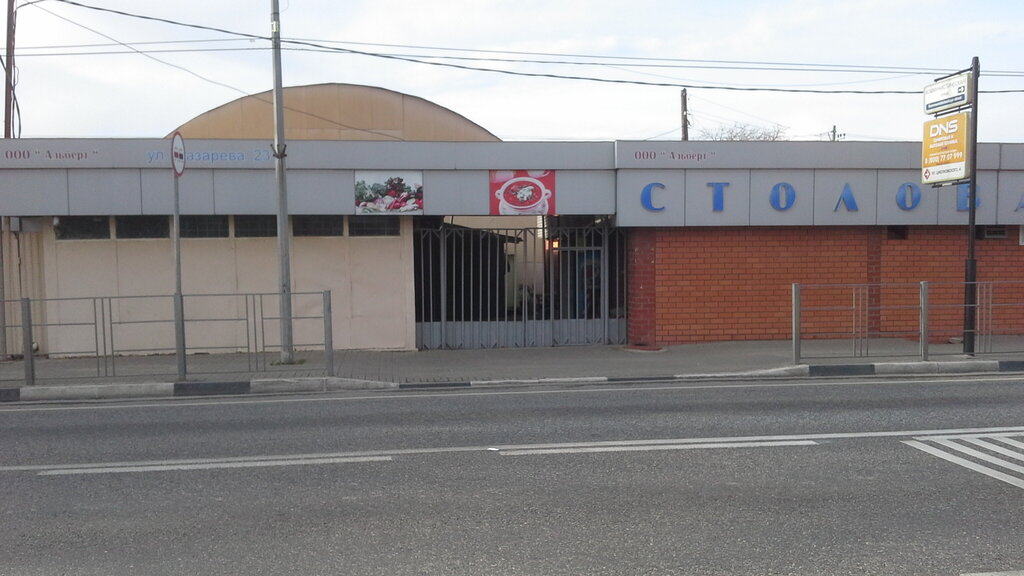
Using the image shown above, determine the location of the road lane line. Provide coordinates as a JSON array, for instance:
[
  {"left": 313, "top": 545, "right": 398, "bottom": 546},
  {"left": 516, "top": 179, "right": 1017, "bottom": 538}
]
[
  {"left": 6, "top": 426, "right": 1024, "bottom": 475},
  {"left": 499, "top": 439, "right": 817, "bottom": 456},
  {"left": 37, "top": 455, "right": 391, "bottom": 476},
  {"left": 903, "top": 440, "right": 1024, "bottom": 490}
]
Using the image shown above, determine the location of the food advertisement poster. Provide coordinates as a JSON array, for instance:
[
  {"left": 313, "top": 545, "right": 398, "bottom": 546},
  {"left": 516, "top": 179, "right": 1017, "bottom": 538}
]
[
  {"left": 355, "top": 171, "right": 424, "bottom": 214},
  {"left": 490, "top": 170, "right": 556, "bottom": 215}
]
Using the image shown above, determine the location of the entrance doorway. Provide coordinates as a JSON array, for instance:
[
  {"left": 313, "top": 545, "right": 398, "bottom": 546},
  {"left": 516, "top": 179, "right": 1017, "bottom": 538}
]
[{"left": 413, "top": 218, "right": 627, "bottom": 349}]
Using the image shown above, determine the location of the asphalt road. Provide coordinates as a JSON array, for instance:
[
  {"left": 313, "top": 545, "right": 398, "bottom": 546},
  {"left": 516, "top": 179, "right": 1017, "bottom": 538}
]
[{"left": 2, "top": 375, "right": 1023, "bottom": 576}]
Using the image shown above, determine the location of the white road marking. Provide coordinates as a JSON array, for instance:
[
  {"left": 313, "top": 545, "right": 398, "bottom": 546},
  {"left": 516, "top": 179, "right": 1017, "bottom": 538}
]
[
  {"left": 932, "top": 439, "right": 1024, "bottom": 475},
  {"left": 35, "top": 455, "right": 391, "bottom": 476},
  {"left": 6, "top": 426, "right": 1024, "bottom": 477},
  {"left": 904, "top": 432, "right": 1024, "bottom": 491},
  {"left": 498, "top": 439, "right": 817, "bottom": 456},
  {"left": 962, "top": 438, "right": 1024, "bottom": 462},
  {"left": 993, "top": 436, "right": 1024, "bottom": 450}
]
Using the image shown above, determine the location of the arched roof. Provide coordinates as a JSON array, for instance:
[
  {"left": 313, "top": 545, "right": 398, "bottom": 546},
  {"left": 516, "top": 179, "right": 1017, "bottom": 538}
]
[{"left": 172, "top": 83, "right": 500, "bottom": 142}]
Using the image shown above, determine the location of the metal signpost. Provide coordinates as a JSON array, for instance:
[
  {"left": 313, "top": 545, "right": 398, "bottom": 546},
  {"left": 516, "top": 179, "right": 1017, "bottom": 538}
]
[
  {"left": 922, "top": 58, "right": 979, "bottom": 354},
  {"left": 171, "top": 131, "right": 187, "bottom": 380}
]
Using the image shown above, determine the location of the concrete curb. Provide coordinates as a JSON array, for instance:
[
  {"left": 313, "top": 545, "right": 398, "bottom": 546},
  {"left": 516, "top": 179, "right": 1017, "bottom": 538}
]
[{"left": 1, "top": 360, "right": 1021, "bottom": 403}]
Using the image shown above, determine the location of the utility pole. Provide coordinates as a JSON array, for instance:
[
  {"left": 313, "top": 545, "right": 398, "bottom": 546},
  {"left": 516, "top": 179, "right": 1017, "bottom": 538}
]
[
  {"left": 1, "top": 0, "right": 14, "bottom": 359},
  {"left": 270, "top": 0, "right": 294, "bottom": 363},
  {"left": 963, "top": 56, "right": 980, "bottom": 355},
  {"left": 680, "top": 89, "right": 689, "bottom": 141},
  {"left": 4, "top": 0, "right": 13, "bottom": 139},
  {"left": 828, "top": 125, "right": 845, "bottom": 142}
]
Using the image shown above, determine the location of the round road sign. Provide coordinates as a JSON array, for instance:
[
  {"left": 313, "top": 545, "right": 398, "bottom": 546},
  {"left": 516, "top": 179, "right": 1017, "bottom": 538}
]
[{"left": 171, "top": 131, "right": 186, "bottom": 177}]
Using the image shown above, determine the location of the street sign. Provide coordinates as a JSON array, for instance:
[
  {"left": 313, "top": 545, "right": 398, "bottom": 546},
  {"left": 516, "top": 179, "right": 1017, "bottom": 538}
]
[
  {"left": 921, "top": 111, "right": 970, "bottom": 184},
  {"left": 924, "top": 72, "right": 972, "bottom": 115},
  {"left": 171, "top": 131, "right": 186, "bottom": 177}
]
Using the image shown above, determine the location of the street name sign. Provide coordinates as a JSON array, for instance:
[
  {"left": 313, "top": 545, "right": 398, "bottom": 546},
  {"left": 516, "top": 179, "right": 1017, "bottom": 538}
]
[{"left": 924, "top": 72, "right": 972, "bottom": 115}]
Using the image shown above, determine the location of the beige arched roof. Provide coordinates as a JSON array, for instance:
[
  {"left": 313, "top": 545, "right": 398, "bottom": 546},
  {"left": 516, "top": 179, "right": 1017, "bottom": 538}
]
[{"left": 172, "top": 83, "right": 500, "bottom": 142}]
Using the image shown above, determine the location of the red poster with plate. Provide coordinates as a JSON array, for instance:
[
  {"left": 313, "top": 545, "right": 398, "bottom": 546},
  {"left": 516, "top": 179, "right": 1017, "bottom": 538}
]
[{"left": 490, "top": 170, "right": 556, "bottom": 215}]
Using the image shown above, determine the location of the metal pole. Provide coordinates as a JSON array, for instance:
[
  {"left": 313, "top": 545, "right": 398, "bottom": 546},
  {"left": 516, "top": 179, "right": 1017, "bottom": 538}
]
[
  {"left": 0, "top": 218, "right": 6, "bottom": 359},
  {"left": 2, "top": 0, "right": 14, "bottom": 359},
  {"left": 174, "top": 292, "right": 186, "bottom": 381},
  {"left": 919, "top": 281, "right": 929, "bottom": 361},
  {"left": 792, "top": 283, "right": 801, "bottom": 364},
  {"left": 20, "top": 297, "right": 33, "bottom": 385},
  {"left": 322, "top": 290, "right": 333, "bottom": 377},
  {"left": 4, "top": 0, "right": 13, "bottom": 139},
  {"left": 680, "top": 89, "right": 689, "bottom": 141},
  {"left": 963, "top": 56, "right": 980, "bottom": 356},
  {"left": 270, "top": 0, "right": 293, "bottom": 363}
]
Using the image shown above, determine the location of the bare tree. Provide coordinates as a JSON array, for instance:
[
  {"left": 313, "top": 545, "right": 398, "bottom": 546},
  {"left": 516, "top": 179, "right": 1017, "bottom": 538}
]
[{"left": 698, "top": 122, "right": 786, "bottom": 141}]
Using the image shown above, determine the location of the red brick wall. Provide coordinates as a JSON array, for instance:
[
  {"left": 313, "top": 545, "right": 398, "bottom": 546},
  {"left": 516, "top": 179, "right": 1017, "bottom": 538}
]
[{"left": 626, "top": 226, "right": 1024, "bottom": 345}]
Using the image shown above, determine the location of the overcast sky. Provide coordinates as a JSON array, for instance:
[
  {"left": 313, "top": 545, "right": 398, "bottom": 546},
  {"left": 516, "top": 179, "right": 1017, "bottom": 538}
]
[{"left": 4, "top": 0, "right": 1023, "bottom": 142}]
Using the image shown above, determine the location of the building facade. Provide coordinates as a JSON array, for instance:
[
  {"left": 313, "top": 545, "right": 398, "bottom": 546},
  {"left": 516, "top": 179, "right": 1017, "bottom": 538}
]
[{"left": 1, "top": 86, "right": 1022, "bottom": 354}]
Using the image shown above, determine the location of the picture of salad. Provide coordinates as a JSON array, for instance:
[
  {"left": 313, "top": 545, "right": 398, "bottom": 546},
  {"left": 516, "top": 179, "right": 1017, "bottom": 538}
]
[{"left": 354, "top": 171, "right": 424, "bottom": 214}]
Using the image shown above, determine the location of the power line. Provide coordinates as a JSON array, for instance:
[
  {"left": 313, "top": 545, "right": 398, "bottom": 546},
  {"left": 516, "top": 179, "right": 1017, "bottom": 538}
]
[
  {"left": 39, "top": 0, "right": 1024, "bottom": 95},
  {"left": 21, "top": 1, "right": 404, "bottom": 140}
]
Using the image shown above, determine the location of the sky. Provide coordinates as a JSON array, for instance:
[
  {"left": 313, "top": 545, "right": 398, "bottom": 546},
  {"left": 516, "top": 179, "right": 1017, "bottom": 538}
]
[{"left": 3, "top": 0, "right": 1024, "bottom": 142}]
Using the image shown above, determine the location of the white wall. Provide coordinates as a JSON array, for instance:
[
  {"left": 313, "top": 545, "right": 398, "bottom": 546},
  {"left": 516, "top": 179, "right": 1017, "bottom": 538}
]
[{"left": 36, "top": 218, "right": 416, "bottom": 356}]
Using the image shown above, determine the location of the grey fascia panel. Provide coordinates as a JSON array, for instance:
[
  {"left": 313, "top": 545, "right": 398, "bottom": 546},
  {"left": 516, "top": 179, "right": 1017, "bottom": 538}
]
[
  {"left": 449, "top": 142, "right": 615, "bottom": 170},
  {"left": 213, "top": 170, "right": 276, "bottom": 214},
  {"left": 140, "top": 169, "right": 216, "bottom": 214},
  {"left": 553, "top": 171, "right": 616, "bottom": 215},
  {"left": 285, "top": 141, "right": 616, "bottom": 171},
  {"left": 996, "top": 171, "right": 1024, "bottom": 225},
  {"left": 423, "top": 171, "right": 489, "bottom": 215},
  {"left": 616, "top": 141, "right": 924, "bottom": 170},
  {"left": 68, "top": 169, "right": 142, "bottom": 215},
  {"left": 999, "top": 143, "right": 1024, "bottom": 169},
  {"left": 0, "top": 169, "right": 70, "bottom": 215},
  {"left": 288, "top": 170, "right": 354, "bottom": 214}
]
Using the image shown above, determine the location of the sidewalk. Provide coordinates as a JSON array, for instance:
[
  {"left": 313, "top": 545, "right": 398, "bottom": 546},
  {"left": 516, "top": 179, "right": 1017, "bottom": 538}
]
[{"left": 1, "top": 339, "right": 1022, "bottom": 403}]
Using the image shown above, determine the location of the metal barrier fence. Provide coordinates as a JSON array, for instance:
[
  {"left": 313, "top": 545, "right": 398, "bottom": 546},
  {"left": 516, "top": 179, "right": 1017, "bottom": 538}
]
[
  {"left": 414, "top": 225, "right": 628, "bottom": 349},
  {"left": 793, "top": 281, "right": 1024, "bottom": 363},
  {"left": 0, "top": 291, "right": 333, "bottom": 385}
]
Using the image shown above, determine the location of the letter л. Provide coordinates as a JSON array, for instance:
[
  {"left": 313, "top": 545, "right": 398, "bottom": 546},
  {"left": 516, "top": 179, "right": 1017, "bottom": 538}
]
[{"left": 833, "top": 183, "right": 859, "bottom": 212}]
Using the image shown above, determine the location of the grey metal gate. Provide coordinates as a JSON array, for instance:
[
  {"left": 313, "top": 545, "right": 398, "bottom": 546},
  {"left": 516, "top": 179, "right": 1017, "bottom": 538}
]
[{"left": 414, "top": 222, "right": 627, "bottom": 349}]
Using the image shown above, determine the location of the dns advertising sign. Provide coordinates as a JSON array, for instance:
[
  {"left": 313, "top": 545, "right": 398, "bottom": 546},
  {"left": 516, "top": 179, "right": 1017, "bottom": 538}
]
[{"left": 922, "top": 111, "right": 970, "bottom": 185}]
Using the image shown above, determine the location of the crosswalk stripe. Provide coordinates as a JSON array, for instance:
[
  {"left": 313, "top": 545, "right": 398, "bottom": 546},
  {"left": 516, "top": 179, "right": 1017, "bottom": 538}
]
[
  {"left": 962, "top": 438, "right": 1024, "bottom": 462},
  {"left": 993, "top": 437, "right": 1024, "bottom": 451},
  {"left": 903, "top": 440, "right": 1024, "bottom": 490},
  {"left": 932, "top": 439, "right": 1024, "bottom": 475},
  {"left": 904, "top": 432, "right": 1024, "bottom": 491}
]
